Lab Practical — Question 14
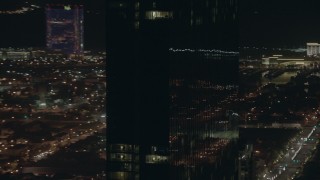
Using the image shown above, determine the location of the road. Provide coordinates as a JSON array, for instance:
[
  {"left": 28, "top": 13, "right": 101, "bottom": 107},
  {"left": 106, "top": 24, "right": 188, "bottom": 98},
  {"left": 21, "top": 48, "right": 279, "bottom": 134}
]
[{"left": 259, "top": 108, "right": 320, "bottom": 180}]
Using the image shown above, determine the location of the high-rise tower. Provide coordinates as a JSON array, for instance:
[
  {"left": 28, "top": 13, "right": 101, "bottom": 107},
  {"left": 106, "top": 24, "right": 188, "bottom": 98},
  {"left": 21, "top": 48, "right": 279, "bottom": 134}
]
[{"left": 46, "top": 5, "right": 84, "bottom": 57}]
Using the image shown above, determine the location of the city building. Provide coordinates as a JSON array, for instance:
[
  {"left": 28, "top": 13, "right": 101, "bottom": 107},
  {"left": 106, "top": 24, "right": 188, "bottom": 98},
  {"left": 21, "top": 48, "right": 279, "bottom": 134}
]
[
  {"left": 0, "top": 49, "right": 31, "bottom": 60},
  {"left": 107, "top": 0, "right": 238, "bottom": 49},
  {"left": 46, "top": 5, "right": 84, "bottom": 58},
  {"left": 107, "top": 1, "right": 171, "bottom": 179},
  {"left": 107, "top": 1, "right": 238, "bottom": 179},
  {"left": 169, "top": 50, "right": 239, "bottom": 179},
  {"left": 31, "top": 50, "right": 46, "bottom": 58},
  {"left": 307, "top": 43, "right": 320, "bottom": 56},
  {"left": 172, "top": 0, "right": 238, "bottom": 48},
  {"left": 6, "top": 51, "right": 30, "bottom": 60},
  {"left": 262, "top": 55, "right": 305, "bottom": 66},
  {"left": 239, "top": 144, "right": 253, "bottom": 180}
]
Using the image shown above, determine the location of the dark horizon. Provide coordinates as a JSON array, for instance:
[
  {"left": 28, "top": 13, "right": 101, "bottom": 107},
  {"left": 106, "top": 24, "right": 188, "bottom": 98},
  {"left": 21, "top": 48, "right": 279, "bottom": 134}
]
[{"left": 240, "top": 0, "right": 320, "bottom": 48}]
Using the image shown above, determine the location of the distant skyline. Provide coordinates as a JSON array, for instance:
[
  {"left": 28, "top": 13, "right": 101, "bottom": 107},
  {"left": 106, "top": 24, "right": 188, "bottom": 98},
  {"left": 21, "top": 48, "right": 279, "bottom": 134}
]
[
  {"left": 0, "top": 0, "right": 105, "bottom": 49},
  {"left": 240, "top": 0, "right": 320, "bottom": 48}
]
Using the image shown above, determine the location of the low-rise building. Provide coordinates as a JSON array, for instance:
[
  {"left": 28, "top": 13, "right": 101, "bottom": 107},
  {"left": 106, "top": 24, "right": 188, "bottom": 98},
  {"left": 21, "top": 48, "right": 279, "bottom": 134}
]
[{"left": 307, "top": 42, "right": 320, "bottom": 56}]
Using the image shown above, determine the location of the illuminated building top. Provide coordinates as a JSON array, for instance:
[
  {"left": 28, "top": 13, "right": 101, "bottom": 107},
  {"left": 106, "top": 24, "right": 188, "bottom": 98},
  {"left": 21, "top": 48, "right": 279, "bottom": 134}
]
[{"left": 46, "top": 5, "right": 84, "bottom": 56}]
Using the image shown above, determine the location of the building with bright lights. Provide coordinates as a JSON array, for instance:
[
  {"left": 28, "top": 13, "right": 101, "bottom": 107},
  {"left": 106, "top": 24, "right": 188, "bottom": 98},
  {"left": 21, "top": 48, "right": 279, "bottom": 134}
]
[
  {"left": 262, "top": 55, "right": 305, "bottom": 66},
  {"left": 0, "top": 49, "right": 30, "bottom": 60},
  {"left": 46, "top": 5, "right": 84, "bottom": 57},
  {"left": 307, "top": 43, "right": 320, "bottom": 56}
]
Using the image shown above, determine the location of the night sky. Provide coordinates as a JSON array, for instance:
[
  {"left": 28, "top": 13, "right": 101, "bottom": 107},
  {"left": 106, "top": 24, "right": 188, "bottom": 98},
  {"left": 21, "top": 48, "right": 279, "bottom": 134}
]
[
  {"left": 3, "top": 0, "right": 320, "bottom": 49},
  {"left": 0, "top": 0, "right": 105, "bottom": 49},
  {"left": 240, "top": 0, "right": 320, "bottom": 48}
]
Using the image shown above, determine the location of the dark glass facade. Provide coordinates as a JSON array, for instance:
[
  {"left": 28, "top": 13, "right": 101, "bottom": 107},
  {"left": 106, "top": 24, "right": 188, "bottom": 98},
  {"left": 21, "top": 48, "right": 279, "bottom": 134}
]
[{"left": 107, "top": 0, "right": 239, "bottom": 179}]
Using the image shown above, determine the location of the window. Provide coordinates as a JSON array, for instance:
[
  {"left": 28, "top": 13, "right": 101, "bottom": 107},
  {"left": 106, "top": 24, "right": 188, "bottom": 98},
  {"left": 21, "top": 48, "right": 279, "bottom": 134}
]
[{"left": 145, "top": 11, "right": 173, "bottom": 20}]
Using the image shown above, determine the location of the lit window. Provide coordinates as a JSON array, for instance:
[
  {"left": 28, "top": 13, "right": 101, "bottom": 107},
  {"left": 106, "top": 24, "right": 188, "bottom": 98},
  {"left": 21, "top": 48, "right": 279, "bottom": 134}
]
[
  {"left": 145, "top": 11, "right": 173, "bottom": 20},
  {"left": 135, "top": 2, "right": 140, "bottom": 10},
  {"left": 134, "top": 21, "right": 140, "bottom": 29}
]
